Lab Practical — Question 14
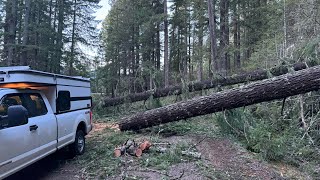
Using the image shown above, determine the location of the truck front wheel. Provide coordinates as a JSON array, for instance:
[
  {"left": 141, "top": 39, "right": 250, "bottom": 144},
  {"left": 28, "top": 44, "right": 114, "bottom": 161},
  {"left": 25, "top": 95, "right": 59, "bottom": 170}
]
[{"left": 69, "top": 130, "right": 86, "bottom": 156}]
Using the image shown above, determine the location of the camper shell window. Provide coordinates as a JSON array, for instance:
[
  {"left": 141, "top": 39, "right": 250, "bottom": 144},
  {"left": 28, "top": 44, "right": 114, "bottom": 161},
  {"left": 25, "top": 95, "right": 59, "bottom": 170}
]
[{"left": 57, "top": 91, "right": 71, "bottom": 112}]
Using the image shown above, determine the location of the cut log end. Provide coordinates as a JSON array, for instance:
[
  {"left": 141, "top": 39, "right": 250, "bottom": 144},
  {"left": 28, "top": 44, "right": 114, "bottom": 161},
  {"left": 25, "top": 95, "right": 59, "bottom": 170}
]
[
  {"left": 139, "top": 142, "right": 147, "bottom": 151},
  {"left": 145, "top": 141, "right": 152, "bottom": 150},
  {"left": 135, "top": 148, "right": 143, "bottom": 157},
  {"left": 114, "top": 148, "right": 122, "bottom": 157}
]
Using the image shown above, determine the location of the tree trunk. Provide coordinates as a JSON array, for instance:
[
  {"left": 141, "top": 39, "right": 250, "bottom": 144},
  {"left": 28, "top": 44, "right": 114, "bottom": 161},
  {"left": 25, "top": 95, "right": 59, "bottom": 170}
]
[
  {"left": 43, "top": 0, "right": 54, "bottom": 71},
  {"left": 220, "top": 0, "right": 229, "bottom": 76},
  {"left": 164, "top": 0, "right": 169, "bottom": 87},
  {"left": 48, "top": 0, "right": 58, "bottom": 72},
  {"left": 130, "top": 26, "right": 135, "bottom": 92},
  {"left": 183, "top": 34, "right": 188, "bottom": 82},
  {"left": 156, "top": 24, "right": 161, "bottom": 71},
  {"left": 104, "top": 62, "right": 308, "bottom": 107},
  {"left": 208, "top": 0, "right": 218, "bottom": 76},
  {"left": 182, "top": 4, "right": 189, "bottom": 82},
  {"left": 33, "top": 2, "right": 41, "bottom": 68},
  {"left": 16, "top": 0, "right": 23, "bottom": 66},
  {"left": 233, "top": 0, "right": 241, "bottom": 70},
  {"left": 135, "top": 24, "right": 140, "bottom": 91},
  {"left": 225, "top": 0, "right": 230, "bottom": 74},
  {"left": 5, "top": 0, "right": 17, "bottom": 66},
  {"left": 197, "top": 25, "right": 204, "bottom": 81},
  {"left": 20, "top": 0, "right": 32, "bottom": 66},
  {"left": 55, "top": 0, "right": 64, "bottom": 73},
  {"left": 119, "top": 65, "right": 320, "bottom": 131},
  {"left": 188, "top": 19, "right": 192, "bottom": 81},
  {"left": 69, "top": 0, "right": 77, "bottom": 75}
]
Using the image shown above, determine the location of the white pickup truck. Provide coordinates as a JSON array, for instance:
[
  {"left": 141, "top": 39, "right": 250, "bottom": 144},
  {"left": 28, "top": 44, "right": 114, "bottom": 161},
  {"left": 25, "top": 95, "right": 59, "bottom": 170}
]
[{"left": 0, "top": 66, "right": 92, "bottom": 179}]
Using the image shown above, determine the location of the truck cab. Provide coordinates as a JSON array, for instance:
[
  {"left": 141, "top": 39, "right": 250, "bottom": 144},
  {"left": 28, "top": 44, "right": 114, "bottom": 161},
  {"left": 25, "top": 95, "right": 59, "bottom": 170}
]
[{"left": 0, "top": 67, "right": 92, "bottom": 179}]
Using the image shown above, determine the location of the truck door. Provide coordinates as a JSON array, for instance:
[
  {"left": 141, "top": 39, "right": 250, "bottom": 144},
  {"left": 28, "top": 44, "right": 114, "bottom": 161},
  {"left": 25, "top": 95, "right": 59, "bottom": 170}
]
[
  {"left": 23, "top": 93, "right": 57, "bottom": 158},
  {"left": 0, "top": 94, "right": 38, "bottom": 178}
]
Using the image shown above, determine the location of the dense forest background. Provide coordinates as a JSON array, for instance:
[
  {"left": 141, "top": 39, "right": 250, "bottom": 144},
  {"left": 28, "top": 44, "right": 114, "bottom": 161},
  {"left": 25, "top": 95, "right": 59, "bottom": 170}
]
[
  {"left": 98, "top": 0, "right": 320, "bottom": 97},
  {"left": 0, "top": 0, "right": 100, "bottom": 76},
  {"left": 1, "top": 0, "right": 320, "bottom": 95}
]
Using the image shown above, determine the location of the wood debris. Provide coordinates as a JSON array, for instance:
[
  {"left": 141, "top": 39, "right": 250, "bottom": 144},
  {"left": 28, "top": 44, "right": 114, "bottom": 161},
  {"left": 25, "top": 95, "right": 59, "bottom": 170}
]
[{"left": 114, "top": 139, "right": 152, "bottom": 158}]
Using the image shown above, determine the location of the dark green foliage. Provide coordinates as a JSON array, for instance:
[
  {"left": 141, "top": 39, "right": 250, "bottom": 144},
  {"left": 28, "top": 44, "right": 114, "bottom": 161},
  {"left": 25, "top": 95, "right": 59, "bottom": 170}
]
[
  {"left": 217, "top": 108, "right": 290, "bottom": 161},
  {"left": 215, "top": 95, "right": 320, "bottom": 172}
]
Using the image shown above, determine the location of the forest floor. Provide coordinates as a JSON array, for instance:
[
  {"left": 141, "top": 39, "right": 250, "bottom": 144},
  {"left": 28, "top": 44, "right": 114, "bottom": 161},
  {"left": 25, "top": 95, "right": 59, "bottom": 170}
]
[{"left": 7, "top": 119, "right": 311, "bottom": 180}]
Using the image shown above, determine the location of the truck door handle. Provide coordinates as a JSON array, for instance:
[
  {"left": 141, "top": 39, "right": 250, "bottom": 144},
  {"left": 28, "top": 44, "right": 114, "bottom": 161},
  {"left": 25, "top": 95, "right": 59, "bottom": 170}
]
[{"left": 29, "top": 125, "right": 38, "bottom": 131}]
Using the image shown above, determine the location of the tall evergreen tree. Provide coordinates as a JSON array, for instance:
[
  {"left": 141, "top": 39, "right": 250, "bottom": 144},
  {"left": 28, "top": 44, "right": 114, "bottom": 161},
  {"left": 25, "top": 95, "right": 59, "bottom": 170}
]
[{"left": 0, "top": 0, "right": 100, "bottom": 76}]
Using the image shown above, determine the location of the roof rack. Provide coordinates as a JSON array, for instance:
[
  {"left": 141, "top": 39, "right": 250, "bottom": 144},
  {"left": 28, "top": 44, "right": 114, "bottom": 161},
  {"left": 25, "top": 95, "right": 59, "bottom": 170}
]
[
  {"left": 0, "top": 66, "right": 31, "bottom": 72},
  {"left": 0, "top": 66, "right": 90, "bottom": 88}
]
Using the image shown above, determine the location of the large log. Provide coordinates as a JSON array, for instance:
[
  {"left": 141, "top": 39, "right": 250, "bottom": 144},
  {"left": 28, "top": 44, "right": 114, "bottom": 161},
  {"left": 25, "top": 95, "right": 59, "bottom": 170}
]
[
  {"left": 104, "top": 62, "right": 308, "bottom": 107},
  {"left": 119, "top": 65, "right": 320, "bottom": 131}
]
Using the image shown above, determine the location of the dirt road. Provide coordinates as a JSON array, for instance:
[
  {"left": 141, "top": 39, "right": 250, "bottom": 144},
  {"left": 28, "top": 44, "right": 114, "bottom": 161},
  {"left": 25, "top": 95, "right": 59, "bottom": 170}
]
[
  {"left": 5, "top": 123, "right": 109, "bottom": 180},
  {"left": 5, "top": 123, "right": 309, "bottom": 180},
  {"left": 5, "top": 150, "right": 81, "bottom": 180}
]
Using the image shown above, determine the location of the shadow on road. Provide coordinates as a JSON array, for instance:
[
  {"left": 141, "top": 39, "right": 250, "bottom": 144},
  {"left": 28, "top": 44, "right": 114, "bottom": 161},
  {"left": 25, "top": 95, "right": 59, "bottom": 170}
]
[{"left": 5, "top": 150, "right": 78, "bottom": 180}]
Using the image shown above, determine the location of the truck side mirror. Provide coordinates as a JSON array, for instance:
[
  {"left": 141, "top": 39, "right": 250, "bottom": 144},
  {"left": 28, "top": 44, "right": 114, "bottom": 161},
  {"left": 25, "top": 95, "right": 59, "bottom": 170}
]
[{"left": 7, "top": 105, "right": 28, "bottom": 127}]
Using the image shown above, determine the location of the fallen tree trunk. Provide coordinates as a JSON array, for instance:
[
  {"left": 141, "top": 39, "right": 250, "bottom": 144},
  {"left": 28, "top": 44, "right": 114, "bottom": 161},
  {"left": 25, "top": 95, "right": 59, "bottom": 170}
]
[
  {"left": 119, "top": 65, "right": 320, "bottom": 131},
  {"left": 104, "top": 62, "right": 308, "bottom": 107}
]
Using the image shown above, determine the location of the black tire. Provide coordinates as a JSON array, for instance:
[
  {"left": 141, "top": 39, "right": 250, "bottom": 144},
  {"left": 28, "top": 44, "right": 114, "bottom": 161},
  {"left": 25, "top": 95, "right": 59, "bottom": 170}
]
[{"left": 69, "top": 130, "right": 86, "bottom": 156}]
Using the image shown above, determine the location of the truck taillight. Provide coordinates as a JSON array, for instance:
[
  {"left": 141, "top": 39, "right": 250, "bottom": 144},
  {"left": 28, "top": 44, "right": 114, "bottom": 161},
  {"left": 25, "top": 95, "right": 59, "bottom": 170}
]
[{"left": 90, "top": 111, "right": 93, "bottom": 124}]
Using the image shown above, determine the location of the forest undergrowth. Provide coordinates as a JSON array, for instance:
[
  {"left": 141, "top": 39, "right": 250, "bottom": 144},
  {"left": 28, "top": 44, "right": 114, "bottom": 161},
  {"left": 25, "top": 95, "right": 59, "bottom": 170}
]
[{"left": 76, "top": 93, "right": 320, "bottom": 179}]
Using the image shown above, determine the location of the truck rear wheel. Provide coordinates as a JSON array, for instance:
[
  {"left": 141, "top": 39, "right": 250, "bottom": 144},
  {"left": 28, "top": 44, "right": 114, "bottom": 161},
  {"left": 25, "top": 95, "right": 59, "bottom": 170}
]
[{"left": 69, "top": 130, "right": 85, "bottom": 156}]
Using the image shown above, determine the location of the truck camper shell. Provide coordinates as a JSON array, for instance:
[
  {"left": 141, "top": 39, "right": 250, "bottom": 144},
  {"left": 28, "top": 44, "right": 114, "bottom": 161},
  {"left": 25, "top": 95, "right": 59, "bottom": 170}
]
[
  {"left": 0, "top": 67, "right": 92, "bottom": 179},
  {"left": 0, "top": 66, "right": 91, "bottom": 114}
]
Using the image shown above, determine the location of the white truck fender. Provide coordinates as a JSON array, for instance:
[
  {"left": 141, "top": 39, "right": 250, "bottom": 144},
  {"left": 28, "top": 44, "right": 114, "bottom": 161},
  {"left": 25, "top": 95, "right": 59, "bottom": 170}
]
[{"left": 71, "top": 112, "right": 88, "bottom": 141}]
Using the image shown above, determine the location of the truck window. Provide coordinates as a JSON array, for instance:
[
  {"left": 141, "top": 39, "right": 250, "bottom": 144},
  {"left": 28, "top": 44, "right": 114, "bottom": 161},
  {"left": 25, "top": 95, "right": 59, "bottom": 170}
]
[
  {"left": 0, "top": 94, "right": 26, "bottom": 128},
  {"left": 24, "top": 94, "right": 48, "bottom": 117},
  {"left": 57, "top": 91, "right": 71, "bottom": 112}
]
